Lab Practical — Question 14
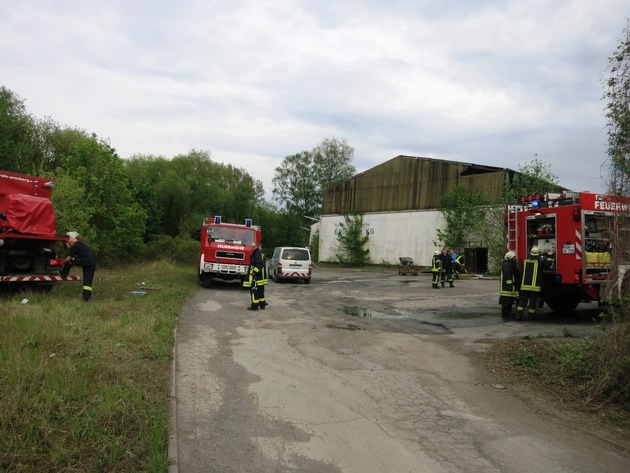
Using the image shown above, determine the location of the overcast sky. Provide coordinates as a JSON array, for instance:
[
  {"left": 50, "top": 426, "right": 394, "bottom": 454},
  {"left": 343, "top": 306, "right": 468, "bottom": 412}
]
[{"left": 1, "top": 1, "right": 628, "bottom": 198}]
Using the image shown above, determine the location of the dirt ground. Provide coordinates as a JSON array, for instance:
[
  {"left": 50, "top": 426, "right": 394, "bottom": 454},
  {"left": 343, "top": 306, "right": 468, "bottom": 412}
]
[{"left": 170, "top": 267, "right": 629, "bottom": 473}]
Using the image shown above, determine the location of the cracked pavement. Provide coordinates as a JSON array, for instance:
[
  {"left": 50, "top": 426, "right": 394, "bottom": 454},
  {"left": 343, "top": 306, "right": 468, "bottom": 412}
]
[{"left": 170, "top": 267, "right": 629, "bottom": 473}]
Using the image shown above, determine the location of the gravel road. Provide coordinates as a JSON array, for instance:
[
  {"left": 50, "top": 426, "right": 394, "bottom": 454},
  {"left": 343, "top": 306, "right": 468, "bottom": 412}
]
[{"left": 170, "top": 267, "right": 629, "bottom": 473}]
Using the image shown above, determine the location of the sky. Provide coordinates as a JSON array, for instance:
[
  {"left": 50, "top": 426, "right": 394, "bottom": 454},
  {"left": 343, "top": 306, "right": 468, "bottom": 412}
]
[{"left": 1, "top": 0, "right": 628, "bottom": 199}]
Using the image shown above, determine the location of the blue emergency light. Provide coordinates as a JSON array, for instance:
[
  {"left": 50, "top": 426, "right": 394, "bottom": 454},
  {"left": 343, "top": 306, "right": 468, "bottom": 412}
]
[
  {"left": 245, "top": 218, "right": 252, "bottom": 227},
  {"left": 214, "top": 216, "right": 221, "bottom": 224}
]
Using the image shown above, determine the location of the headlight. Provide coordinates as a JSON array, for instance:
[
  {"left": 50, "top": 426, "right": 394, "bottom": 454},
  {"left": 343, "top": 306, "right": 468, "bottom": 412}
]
[{"left": 204, "top": 263, "right": 214, "bottom": 270}]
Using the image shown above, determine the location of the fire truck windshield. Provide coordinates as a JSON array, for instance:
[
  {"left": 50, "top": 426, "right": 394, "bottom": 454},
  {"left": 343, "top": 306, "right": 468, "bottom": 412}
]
[{"left": 208, "top": 226, "right": 255, "bottom": 245}]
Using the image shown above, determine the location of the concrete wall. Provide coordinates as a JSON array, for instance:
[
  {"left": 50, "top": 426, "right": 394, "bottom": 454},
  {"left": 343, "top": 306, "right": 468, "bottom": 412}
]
[{"left": 318, "top": 210, "right": 445, "bottom": 267}]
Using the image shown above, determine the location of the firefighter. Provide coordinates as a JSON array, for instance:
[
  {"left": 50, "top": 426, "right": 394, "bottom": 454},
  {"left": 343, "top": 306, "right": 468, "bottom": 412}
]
[
  {"left": 244, "top": 241, "right": 266, "bottom": 310},
  {"left": 61, "top": 231, "right": 96, "bottom": 302},
  {"left": 515, "top": 246, "right": 543, "bottom": 321},
  {"left": 256, "top": 242, "right": 268, "bottom": 309},
  {"left": 499, "top": 251, "right": 519, "bottom": 319},
  {"left": 431, "top": 250, "right": 442, "bottom": 289},
  {"left": 440, "top": 247, "right": 454, "bottom": 287}
]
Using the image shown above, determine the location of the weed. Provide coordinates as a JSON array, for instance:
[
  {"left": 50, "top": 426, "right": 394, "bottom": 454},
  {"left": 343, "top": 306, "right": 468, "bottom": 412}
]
[{"left": 0, "top": 262, "right": 197, "bottom": 472}]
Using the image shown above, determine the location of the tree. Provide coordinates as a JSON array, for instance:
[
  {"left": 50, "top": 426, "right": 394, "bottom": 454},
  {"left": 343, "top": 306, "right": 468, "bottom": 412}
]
[
  {"left": 0, "top": 86, "right": 37, "bottom": 173},
  {"left": 436, "top": 185, "right": 486, "bottom": 254},
  {"left": 312, "top": 137, "right": 356, "bottom": 193},
  {"left": 335, "top": 211, "right": 370, "bottom": 265},
  {"left": 54, "top": 134, "right": 147, "bottom": 264},
  {"left": 124, "top": 150, "right": 263, "bottom": 240},
  {"left": 484, "top": 156, "right": 562, "bottom": 272},
  {"left": 272, "top": 137, "right": 356, "bottom": 221},
  {"left": 604, "top": 20, "right": 630, "bottom": 195},
  {"left": 505, "top": 155, "right": 561, "bottom": 202}
]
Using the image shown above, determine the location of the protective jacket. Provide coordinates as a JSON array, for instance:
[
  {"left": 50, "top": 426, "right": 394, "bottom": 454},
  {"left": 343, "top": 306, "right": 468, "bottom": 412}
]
[
  {"left": 244, "top": 247, "right": 266, "bottom": 287},
  {"left": 431, "top": 254, "right": 443, "bottom": 273},
  {"left": 520, "top": 257, "right": 542, "bottom": 292},
  {"left": 500, "top": 259, "right": 520, "bottom": 299}
]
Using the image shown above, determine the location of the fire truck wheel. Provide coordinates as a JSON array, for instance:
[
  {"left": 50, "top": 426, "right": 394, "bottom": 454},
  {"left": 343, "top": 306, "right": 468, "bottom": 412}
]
[
  {"left": 544, "top": 293, "right": 580, "bottom": 314},
  {"left": 198, "top": 273, "right": 213, "bottom": 288}
]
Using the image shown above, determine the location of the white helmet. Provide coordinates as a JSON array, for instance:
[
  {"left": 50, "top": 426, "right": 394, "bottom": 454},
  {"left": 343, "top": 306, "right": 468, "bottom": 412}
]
[
  {"left": 530, "top": 246, "right": 540, "bottom": 256},
  {"left": 504, "top": 251, "right": 516, "bottom": 260},
  {"left": 434, "top": 250, "right": 441, "bottom": 255}
]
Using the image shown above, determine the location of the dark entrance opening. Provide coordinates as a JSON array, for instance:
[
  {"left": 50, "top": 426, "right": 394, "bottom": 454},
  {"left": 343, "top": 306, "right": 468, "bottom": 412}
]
[{"left": 464, "top": 247, "right": 488, "bottom": 273}]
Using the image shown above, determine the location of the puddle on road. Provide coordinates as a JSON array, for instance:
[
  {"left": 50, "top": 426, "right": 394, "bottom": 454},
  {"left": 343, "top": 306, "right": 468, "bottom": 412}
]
[
  {"left": 341, "top": 306, "right": 397, "bottom": 319},
  {"left": 437, "top": 312, "right": 495, "bottom": 319},
  {"left": 340, "top": 305, "right": 452, "bottom": 333}
]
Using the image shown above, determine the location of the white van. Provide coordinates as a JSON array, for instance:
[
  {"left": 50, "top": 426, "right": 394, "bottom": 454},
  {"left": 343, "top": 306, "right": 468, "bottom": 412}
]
[{"left": 268, "top": 247, "right": 312, "bottom": 284}]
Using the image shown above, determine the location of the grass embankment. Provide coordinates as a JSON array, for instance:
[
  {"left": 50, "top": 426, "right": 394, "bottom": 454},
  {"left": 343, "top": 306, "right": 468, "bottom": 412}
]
[
  {"left": 0, "top": 262, "right": 197, "bottom": 473},
  {"left": 486, "top": 308, "right": 630, "bottom": 429}
]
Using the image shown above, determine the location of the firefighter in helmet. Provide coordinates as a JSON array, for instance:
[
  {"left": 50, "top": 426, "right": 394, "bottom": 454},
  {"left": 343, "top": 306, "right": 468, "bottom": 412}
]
[
  {"left": 515, "top": 246, "right": 543, "bottom": 320},
  {"left": 243, "top": 241, "right": 267, "bottom": 310},
  {"left": 499, "top": 251, "right": 519, "bottom": 319},
  {"left": 431, "top": 250, "right": 443, "bottom": 289}
]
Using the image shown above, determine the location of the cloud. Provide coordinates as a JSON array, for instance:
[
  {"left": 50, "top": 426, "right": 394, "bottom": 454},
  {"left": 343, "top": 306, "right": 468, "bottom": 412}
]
[{"left": 1, "top": 0, "right": 627, "bottom": 197}]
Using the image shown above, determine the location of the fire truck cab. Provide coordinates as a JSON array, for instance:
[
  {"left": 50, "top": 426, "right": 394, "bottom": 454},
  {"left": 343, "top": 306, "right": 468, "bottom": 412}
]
[
  {"left": 197, "top": 216, "right": 261, "bottom": 288},
  {"left": 506, "top": 192, "right": 630, "bottom": 313}
]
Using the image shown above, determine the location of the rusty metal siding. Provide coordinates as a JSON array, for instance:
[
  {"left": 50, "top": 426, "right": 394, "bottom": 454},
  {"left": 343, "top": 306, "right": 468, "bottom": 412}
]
[{"left": 323, "top": 156, "right": 509, "bottom": 214}]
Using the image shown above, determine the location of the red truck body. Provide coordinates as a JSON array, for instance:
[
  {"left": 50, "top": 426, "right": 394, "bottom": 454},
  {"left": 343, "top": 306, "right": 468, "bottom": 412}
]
[
  {"left": 197, "top": 216, "right": 261, "bottom": 287},
  {"left": 0, "top": 170, "right": 78, "bottom": 290},
  {"left": 506, "top": 192, "right": 630, "bottom": 312}
]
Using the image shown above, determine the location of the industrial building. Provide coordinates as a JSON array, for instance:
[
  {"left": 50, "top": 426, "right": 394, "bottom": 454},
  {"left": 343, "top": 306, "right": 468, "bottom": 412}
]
[{"left": 315, "top": 155, "right": 517, "bottom": 272}]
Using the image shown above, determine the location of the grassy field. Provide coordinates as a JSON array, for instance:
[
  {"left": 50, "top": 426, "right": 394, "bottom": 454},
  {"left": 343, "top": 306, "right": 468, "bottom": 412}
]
[{"left": 0, "top": 262, "right": 197, "bottom": 473}]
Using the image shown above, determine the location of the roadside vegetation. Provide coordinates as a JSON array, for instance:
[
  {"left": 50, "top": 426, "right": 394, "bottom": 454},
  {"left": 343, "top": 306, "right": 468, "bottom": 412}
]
[
  {"left": 0, "top": 262, "right": 197, "bottom": 472},
  {"left": 485, "top": 305, "right": 630, "bottom": 428}
]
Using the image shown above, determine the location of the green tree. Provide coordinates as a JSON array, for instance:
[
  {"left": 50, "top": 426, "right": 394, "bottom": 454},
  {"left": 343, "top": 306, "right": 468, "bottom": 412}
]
[
  {"left": 485, "top": 156, "right": 561, "bottom": 272},
  {"left": 54, "top": 135, "right": 147, "bottom": 264},
  {"left": 436, "top": 185, "right": 486, "bottom": 254},
  {"left": 272, "top": 137, "right": 356, "bottom": 221},
  {"left": 124, "top": 150, "right": 263, "bottom": 240},
  {"left": 505, "top": 155, "right": 561, "bottom": 202},
  {"left": 335, "top": 211, "right": 370, "bottom": 265},
  {"left": 312, "top": 137, "right": 356, "bottom": 193},
  {"left": 0, "top": 86, "right": 37, "bottom": 173},
  {"left": 604, "top": 20, "right": 630, "bottom": 195}
]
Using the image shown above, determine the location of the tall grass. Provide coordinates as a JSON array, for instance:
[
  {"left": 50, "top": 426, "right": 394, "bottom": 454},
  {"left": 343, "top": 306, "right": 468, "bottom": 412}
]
[{"left": 0, "top": 261, "right": 197, "bottom": 473}]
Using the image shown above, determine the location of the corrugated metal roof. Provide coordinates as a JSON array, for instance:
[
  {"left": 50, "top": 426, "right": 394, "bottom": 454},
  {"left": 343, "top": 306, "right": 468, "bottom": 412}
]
[{"left": 323, "top": 155, "right": 515, "bottom": 215}]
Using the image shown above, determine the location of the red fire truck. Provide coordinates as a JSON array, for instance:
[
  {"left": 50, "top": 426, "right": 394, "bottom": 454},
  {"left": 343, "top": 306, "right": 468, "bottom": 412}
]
[
  {"left": 197, "top": 216, "right": 261, "bottom": 287},
  {"left": 1, "top": 170, "right": 79, "bottom": 291},
  {"left": 506, "top": 192, "right": 630, "bottom": 313}
]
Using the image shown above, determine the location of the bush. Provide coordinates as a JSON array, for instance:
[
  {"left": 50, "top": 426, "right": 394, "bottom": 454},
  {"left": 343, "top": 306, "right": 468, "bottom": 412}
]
[
  {"left": 142, "top": 235, "right": 198, "bottom": 264},
  {"left": 586, "top": 308, "right": 630, "bottom": 409}
]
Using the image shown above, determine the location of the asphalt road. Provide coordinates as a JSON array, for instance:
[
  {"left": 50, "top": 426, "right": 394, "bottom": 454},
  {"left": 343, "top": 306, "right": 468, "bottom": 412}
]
[{"left": 170, "top": 267, "right": 629, "bottom": 473}]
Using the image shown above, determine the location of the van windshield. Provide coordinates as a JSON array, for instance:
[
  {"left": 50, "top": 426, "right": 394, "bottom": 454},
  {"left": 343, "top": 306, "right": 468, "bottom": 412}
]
[{"left": 282, "top": 249, "right": 309, "bottom": 260}]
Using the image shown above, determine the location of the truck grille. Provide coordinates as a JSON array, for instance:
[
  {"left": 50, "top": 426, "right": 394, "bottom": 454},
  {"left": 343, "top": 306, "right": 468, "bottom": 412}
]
[{"left": 216, "top": 251, "right": 245, "bottom": 261}]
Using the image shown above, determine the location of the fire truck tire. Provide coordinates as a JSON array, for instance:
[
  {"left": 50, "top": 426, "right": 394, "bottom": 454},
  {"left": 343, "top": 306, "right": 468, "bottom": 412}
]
[
  {"left": 198, "top": 273, "right": 213, "bottom": 288},
  {"left": 544, "top": 293, "right": 580, "bottom": 314}
]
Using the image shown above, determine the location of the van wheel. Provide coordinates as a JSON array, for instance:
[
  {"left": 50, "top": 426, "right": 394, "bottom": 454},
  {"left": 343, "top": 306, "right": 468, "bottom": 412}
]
[{"left": 304, "top": 279, "right": 311, "bottom": 284}]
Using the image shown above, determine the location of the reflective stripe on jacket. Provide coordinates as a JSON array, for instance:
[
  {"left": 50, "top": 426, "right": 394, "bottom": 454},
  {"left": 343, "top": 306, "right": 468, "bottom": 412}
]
[
  {"left": 500, "top": 260, "right": 519, "bottom": 298},
  {"left": 431, "top": 255, "right": 442, "bottom": 273},
  {"left": 520, "top": 257, "right": 542, "bottom": 292}
]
